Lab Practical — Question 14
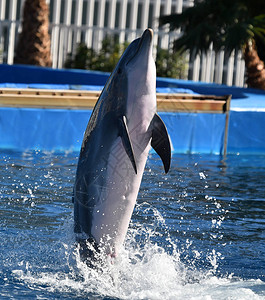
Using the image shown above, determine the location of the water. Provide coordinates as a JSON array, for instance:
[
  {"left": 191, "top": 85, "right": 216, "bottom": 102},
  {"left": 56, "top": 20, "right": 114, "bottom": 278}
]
[{"left": 0, "top": 150, "right": 264, "bottom": 299}]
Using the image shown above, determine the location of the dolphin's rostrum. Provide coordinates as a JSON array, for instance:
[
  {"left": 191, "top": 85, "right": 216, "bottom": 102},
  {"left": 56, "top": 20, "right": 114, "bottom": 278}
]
[{"left": 73, "top": 28, "right": 171, "bottom": 262}]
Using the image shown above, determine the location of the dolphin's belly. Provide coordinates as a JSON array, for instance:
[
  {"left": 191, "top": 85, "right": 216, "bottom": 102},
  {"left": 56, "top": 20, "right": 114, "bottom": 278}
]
[{"left": 91, "top": 136, "right": 151, "bottom": 255}]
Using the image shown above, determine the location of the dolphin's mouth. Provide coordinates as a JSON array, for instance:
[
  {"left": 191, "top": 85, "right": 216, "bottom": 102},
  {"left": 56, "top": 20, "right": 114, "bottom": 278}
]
[{"left": 126, "top": 28, "right": 153, "bottom": 66}]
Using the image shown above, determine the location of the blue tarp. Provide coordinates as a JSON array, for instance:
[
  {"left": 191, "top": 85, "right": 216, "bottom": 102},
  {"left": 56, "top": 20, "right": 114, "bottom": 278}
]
[
  {"left": 0, "top": 64, "right": 265, "bottom": 154},
  {"left": 0, "top": 64, "right": 109, "bottom": 86},
  {"left": 0, "top": 107, "right": 226, "bottom": 154}
]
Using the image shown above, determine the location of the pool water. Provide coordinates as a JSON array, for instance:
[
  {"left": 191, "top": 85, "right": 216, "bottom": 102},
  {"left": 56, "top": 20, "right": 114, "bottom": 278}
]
[{"left": 0, "top": 151, "right": 264, "bottom": 299}]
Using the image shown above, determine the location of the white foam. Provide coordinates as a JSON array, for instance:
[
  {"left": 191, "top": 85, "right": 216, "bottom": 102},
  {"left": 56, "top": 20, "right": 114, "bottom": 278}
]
[
  {"left": 10, "top": 213, "right": 265, "bottom": 300},
  {"left": 12, "top": 245, "right": 265, "bottom": 300}
]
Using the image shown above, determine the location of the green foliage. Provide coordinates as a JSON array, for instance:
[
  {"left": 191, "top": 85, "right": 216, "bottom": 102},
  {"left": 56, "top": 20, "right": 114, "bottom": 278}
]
[
  {"left": 65, "top": 36, "right": 129, "bottom": 72},
  {"left": 64, "top": 36, "right": 187, "bottom": 79},
  {"left": 159, "top": 0, "right": 265, "bottom": 57},
  {"left": 156, "top": 48, "right": 187, "bottom": 78},
  {"left": 64, "top": 44, "right": 96, "bottom": 70}
]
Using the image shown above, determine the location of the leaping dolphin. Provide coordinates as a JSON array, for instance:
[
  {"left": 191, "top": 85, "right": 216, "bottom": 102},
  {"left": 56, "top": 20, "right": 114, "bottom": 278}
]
[{"left": 73, "top": 28, "right": 171, "bottom": 261}]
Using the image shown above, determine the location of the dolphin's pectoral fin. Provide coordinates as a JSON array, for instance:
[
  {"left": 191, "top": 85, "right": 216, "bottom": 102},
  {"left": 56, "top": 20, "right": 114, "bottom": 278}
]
[
  {"left": 118, "top": 116, "right": 137, "bottom": 174},
  {"left": 151, "top": 113, "right": 171, "bottom": 174}
]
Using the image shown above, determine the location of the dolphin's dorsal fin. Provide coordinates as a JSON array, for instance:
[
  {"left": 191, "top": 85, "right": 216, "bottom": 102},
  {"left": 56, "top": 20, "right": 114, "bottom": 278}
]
[
  {"left": 118, "top": 116, "right": 137, "bottom": 174},
  {"left": 151, "top": 113, "right": 171, "bottom": 173}
]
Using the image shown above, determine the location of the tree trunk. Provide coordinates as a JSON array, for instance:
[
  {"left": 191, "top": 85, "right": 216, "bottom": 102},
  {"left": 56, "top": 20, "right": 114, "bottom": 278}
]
[
  {"left": 14, "top": 0, "right": 52, "bottom": 67},
  {"left": 244, "top": 41, "right": 265, "bottom": 90}
]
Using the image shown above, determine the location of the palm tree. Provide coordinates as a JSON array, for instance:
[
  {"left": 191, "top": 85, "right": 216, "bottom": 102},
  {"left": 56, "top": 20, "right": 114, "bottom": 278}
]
[
  {"left": 160, "top": 0, "right": 265, "bottom": 90},
  {"left": 14, "top": 0, "right": 52, "bottom": 67}
]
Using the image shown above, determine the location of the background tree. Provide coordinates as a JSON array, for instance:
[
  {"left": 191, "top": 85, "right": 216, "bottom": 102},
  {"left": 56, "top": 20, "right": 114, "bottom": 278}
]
[
  {"left": 14, "top": 0, "right": 52, "bottom": 67},
  {"left": 156, "top": 48, "right": 187, "bottom": 79},
  {"left": 64, "top": 36, "right": 129, "bottom": 72},
  {"left": 160, "top": 0, "right": 265, "bottom": 90}
]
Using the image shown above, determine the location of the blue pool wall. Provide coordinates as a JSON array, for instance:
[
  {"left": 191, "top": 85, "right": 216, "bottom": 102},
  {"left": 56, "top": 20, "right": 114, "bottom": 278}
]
[{"left": 0, "top": 64, "right": 265, "bottom": 155}]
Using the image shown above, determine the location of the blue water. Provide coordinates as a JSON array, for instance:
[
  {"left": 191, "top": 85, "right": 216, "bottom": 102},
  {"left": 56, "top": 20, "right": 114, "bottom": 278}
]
[{"left": 0, "top": 151, "right": 264, "bottom": 299}]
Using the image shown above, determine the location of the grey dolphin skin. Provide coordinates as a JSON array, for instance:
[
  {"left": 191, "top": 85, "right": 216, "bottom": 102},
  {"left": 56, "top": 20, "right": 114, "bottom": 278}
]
[{"left": 73, "top": 28, "right": 171, "bottom": 263}]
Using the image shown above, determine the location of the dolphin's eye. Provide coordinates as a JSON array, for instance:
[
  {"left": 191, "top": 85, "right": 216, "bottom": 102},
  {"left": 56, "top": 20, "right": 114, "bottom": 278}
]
[{"left": 117, "top": 68, "right": 122, "bottom": 74}]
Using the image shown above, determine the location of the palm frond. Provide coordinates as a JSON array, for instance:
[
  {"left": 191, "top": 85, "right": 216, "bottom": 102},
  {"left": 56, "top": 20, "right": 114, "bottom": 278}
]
[{"left": 159, "top": 0, "right": 265, "bottom": 55}]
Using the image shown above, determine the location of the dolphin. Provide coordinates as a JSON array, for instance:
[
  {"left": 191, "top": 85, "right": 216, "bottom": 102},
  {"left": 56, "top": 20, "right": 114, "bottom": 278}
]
[{"left": 73, "top": 28, "right": 171, "bottom": 261}]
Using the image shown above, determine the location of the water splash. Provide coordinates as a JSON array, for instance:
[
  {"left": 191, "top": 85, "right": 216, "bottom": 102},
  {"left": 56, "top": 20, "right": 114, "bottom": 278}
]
[{"left": 7, "top": 210, "right": 264, "bottom": 300}]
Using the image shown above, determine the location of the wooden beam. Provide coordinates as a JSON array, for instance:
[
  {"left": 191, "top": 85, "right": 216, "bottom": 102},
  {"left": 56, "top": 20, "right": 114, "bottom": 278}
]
[
  {"left": 223, "top": 95, "right": 232, "bottom": 157},
  {"left": 157, "top": 99, "right": 226, "bottom": 113},
  {"left": 0, "top": 94, "right": 98, "bottom": 109},
  {"left": 0, "top": 88, "right": 230, "bottom": 113},
  {"left": 0, "top": 88, "right": 101, "bottom": 97}
]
